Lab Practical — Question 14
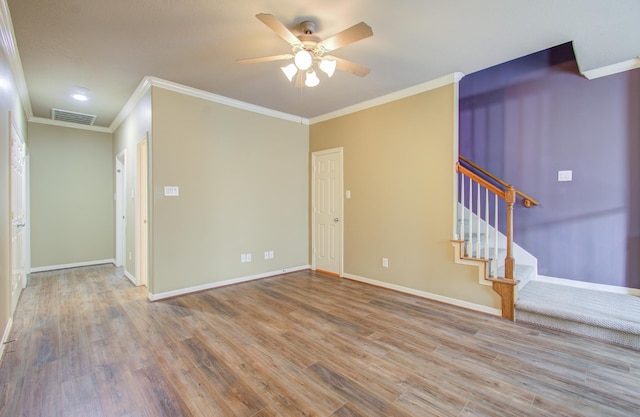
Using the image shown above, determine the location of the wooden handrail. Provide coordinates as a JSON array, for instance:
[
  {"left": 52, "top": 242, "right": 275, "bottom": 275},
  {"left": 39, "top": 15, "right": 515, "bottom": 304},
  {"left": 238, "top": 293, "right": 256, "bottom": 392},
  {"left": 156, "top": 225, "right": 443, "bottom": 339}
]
[
  {"left": 459, "top": 155, "right": 539, "bottom": 208},
  {"left": 456, "top": 163, "right": 505, "bottom": 199}
]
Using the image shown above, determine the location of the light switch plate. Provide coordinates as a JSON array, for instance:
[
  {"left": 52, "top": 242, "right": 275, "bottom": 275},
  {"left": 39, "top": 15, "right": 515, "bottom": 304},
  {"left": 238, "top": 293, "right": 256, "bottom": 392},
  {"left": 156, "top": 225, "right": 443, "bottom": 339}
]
[
  {"left": 164, "top": 186, "right": 179, "bottom": 196},
  {"left": 558, "top": 170, "right": 572, "bottom": 182}
]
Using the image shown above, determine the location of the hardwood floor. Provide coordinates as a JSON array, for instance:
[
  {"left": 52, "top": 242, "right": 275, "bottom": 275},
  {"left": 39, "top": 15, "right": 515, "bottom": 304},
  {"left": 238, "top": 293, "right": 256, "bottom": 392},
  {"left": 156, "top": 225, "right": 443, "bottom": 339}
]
[{"left": 1, "top": 265, "right": 639, "bottom": 416}]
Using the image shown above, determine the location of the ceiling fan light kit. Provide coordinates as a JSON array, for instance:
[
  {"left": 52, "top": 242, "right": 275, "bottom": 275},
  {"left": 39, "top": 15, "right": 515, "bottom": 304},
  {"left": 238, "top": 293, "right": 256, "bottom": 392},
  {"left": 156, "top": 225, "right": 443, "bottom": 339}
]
[
  {"left": 319, "top": 59, "right": 337, "bottom": 77},
  {"left": 281, "top": 63, "right": 298, "bottom": 81},
  {"left": 293, "top": 50, "right": 313, "bottom": 70},
  {"left": 305, "top": 70, "right": 320, "bottom": 87},
  {"left": 238, "top": 13, "right": 373, "bottom": 88}
]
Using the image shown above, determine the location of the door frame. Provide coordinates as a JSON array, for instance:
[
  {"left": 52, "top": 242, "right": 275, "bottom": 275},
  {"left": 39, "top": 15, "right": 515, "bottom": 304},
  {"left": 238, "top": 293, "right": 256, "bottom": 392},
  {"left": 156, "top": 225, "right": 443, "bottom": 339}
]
[
  {"left": 24, "top": 152, "right": 30, "bottom": 276},
  {"left": 9, "top": 113, "right": 27, "bottom": 315},
  {"left": 311, "top": 147, "right": 344, "bottom": 276},
  {"left": 115, "top": 150, "right": 126, "bottom": 267},
  {"left": 135, "top": 135, "right": 149, "bottom": 287}
]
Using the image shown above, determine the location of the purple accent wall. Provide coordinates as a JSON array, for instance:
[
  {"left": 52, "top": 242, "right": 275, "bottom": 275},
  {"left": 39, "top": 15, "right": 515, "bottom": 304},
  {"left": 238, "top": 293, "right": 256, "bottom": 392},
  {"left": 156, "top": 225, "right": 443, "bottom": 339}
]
[{"left": 459, "top": 44, "right": 640, "bottom": 289}]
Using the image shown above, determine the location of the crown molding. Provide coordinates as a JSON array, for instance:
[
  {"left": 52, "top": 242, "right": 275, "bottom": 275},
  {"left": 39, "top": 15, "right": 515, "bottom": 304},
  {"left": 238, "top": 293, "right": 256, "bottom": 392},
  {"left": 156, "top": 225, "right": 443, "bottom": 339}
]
[
  {"left": 109, "top": 76, "right": 309, "bottom": 133},
  {"left": 147, "top": 77, "right": 309, "bottom": 125},
  {"left": 582, "top": 57, "right": 640, "bottom": 80},
  {"left": 310, "top": 72, "right": 465, "bottom": 124},
  {"left": 0, "top": 0, "right": 32, "bottom": 119},
  {"left": 109, "top": 76, "right": 152, "bottom": 132},
  {"left": 29, "top": 116, "right": 112, "bottom": 133}
]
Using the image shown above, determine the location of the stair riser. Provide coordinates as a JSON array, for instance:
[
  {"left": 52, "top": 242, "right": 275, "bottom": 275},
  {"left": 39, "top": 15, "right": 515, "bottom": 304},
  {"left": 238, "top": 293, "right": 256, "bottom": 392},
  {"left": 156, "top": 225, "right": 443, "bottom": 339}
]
[{"left": 516, "top": 310, "right": 640, "bottom": 350}]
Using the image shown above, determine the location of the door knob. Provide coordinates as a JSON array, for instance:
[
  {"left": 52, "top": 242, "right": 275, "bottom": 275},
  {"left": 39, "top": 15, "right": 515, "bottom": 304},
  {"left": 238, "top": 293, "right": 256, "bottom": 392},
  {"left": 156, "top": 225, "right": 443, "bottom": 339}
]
[{"left": 334, "top": 217, "right": 340, "bottom": 222}]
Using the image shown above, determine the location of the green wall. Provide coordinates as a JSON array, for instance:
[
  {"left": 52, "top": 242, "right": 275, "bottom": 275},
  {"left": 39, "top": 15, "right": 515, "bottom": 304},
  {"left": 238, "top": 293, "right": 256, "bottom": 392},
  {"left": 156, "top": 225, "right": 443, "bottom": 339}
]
[
  {"left": 118, "top": 86, "right": 310, "bottom": 296},
  {"left": 29, "top": 123, "right": 114, "bottom": 268}
]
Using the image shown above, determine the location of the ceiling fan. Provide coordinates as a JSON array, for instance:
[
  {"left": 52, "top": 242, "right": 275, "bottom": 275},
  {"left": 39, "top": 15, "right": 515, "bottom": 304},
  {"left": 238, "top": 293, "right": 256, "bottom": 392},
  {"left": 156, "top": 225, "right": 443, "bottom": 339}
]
[{"left": 237, "top": 13, "right": 373, "bottom": 88}]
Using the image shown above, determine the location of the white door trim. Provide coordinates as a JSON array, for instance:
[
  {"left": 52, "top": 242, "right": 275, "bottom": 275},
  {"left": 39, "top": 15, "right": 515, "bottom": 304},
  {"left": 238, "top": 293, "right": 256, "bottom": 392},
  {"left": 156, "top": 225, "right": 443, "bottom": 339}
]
[
  {"left": 135, "top": 134, "right": 149, "bottom": 287},
  {"left": 9, "top": 112, "right": 27, "bottom": 314},
  {"left": 311, "top": 147, "right": 344, "bottom": 276},
  {"left": 115, "top": 150, "right": 126, "bottom": 267},
  {"left": 24, "top": 153, "right": 30, "bottom": 276}
]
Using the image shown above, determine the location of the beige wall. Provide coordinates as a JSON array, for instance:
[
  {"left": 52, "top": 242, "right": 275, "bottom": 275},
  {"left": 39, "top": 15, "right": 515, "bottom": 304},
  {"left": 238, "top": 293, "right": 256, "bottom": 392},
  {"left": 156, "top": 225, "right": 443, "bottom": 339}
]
[
  {"left": 113, "top": 91, "right": 151, "bottom": 279},
  {"left": 310, "top": 83, "right": 500, "bottom": 309},
  {"left": 150, "top": 87, "right": 309, "bottom": 295},
  {"left": 0, "top": 29, "right": 28, "bottom": 348},
  {"left": 29, "top": 123, "right": 114, "bottom": 268}
]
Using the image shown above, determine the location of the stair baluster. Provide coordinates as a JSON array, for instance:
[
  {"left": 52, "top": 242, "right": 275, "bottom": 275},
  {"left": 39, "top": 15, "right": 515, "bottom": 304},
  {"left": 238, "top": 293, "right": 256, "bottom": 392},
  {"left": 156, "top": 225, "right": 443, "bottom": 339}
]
[
  {"left": 468, "top": 175, "right": 473, "bottom": 257},
  {"left": 484, "top": 187, "right": 489, "bottom": 262},
  {"left": 493, "top": 193, "right": 498, "bottom": 278},
  {"left": 476, "top": 181, "right": 481, "bottom": 260}
]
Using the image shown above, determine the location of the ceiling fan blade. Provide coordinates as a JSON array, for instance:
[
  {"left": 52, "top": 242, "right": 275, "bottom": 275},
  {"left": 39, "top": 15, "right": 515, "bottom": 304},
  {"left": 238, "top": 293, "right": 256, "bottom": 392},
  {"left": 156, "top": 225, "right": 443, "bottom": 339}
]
[
  {"left": 256, "top": 13, "right": 302, "bottom": 47},
  {"left": 326, "top": 56, "right": 371, "bottom": 77},
  {"left": 236, "top": 54, "right": 293, "bottom": 64},
  {"left": 318, "top": 22, "right": 373, "bottom": 52}
]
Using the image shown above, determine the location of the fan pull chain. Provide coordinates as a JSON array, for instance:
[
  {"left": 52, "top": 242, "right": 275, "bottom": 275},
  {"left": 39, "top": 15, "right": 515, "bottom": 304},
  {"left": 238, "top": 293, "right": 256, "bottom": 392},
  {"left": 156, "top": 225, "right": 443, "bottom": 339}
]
[{"left": 300, "top": 83, "right": 304, "bottom": 124}]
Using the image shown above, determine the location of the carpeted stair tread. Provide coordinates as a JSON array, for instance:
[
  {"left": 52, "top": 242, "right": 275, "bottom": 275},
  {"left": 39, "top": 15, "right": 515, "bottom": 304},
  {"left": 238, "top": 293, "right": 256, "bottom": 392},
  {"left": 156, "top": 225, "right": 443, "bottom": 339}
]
[{"left": 516, "top": 281, "right": 640, "bottom": 335}]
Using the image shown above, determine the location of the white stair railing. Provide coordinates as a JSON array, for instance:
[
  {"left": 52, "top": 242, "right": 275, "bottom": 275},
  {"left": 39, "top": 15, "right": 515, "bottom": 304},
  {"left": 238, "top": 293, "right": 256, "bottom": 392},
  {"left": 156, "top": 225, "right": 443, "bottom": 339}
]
[{"left": 458, "top": 168, "right": 502, "bottom": 278}]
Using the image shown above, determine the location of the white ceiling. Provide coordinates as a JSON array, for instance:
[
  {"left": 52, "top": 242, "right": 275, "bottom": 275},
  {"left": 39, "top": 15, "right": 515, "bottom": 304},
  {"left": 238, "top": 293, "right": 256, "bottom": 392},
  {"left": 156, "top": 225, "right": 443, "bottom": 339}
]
[{"left": 6, "top": 0, "right": 640, "bottom": 128}]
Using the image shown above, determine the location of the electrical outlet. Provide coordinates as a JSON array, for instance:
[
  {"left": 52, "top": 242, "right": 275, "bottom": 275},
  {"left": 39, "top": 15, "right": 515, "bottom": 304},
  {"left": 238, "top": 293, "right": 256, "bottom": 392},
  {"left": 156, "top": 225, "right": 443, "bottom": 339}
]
[
  {"left": 382, "top": 258, "right": 389, "bottom": 268},
  {"left": 269, "top": 250, "right": 274, "bottom": 259},
  {"left": 246, "top": 253, "right": 251, "bottom": 262}
]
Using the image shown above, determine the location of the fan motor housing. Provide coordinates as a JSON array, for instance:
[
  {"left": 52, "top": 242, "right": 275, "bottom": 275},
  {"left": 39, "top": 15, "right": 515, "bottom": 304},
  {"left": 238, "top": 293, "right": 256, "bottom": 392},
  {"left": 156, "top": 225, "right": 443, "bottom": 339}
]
[
  {"left": 296, "top": 20, "right": 317, "bottom": 35},
  {"left": 298, "top": 34, "right": 321, "bottom": 51}
]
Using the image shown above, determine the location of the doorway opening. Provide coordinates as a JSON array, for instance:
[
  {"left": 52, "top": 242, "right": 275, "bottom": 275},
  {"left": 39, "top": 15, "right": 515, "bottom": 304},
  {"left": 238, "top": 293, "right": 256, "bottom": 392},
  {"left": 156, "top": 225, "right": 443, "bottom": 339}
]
[
  {"left": 136, "top": 136, "right": 149, "bottom": 287},
  {"left": 115, "top": 151, "right": 126, "bottom": 267},
  {"left": 10, "top": 115, "right": 27, "bottom": 315}
]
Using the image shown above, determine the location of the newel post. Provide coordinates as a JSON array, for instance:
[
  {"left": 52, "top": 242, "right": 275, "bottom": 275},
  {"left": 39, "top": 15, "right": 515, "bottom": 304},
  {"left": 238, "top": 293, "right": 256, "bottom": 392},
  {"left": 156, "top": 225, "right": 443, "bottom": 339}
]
[
  {"left": 504, "top": 185, "right": 516, "bottom": 281},
  {"left": 491, "top": 185, "right": 517, "bottom": 321}
]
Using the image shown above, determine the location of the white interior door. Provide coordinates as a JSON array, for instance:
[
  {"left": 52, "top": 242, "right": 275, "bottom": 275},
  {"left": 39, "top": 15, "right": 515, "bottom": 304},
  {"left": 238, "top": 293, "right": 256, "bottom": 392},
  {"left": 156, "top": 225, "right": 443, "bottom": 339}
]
[
  {"left": 10, "top": 120, "right": 26, "bottom": 314},
  {"left": 115, "top": 152, "right": 125, "bottom": 267},
  {"left": 136, "top": 137, "right": 148, "bottom": 287},
  {"left": 312, "top": 148, "right": 343, "bottom": 276}
]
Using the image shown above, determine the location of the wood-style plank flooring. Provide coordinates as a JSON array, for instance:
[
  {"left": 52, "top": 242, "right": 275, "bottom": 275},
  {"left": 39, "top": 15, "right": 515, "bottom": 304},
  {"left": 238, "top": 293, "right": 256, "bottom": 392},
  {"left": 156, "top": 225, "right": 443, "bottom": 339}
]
[{"left": 1, "top": 265, "right": 639, "bottom": 416}]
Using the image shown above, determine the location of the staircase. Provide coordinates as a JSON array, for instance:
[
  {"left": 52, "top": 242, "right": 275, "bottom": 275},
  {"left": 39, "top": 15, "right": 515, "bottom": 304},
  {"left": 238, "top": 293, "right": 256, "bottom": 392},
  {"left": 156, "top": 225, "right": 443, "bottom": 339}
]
[
  {"left": 452, "top": 156, "right": 539, "bottom": 319},
  {"left": 453, "top": 156, "right": 640, "bottom": 349},
  {"left": 455, "top": 203, "right": 537, "bottom": 287},
  {"left": 451, "top": 212, "right": 535, "bottom": 320}
]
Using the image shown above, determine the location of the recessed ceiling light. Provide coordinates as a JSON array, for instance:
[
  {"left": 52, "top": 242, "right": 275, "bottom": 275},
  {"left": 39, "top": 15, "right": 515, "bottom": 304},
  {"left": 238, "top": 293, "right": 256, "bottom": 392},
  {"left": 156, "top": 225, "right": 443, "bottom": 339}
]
[{"left": 72, "top": 93, "right": 88, "bottom": 101}]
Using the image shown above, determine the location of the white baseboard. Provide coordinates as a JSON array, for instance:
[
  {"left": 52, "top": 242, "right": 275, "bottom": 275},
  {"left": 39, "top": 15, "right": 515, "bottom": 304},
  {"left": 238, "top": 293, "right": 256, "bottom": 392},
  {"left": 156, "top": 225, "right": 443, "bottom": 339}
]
[
  {"left": 0, "top": 317, "right": 13, "bottom": 364},
  {"left": 30, "top": 259, "right": 116, "bottom": 273},
  {"left": 536, "top": 275, "right": 640, "bottom": 296},
  {"left": 124, "top": 270, "right": 137, "bottom": 286},
  {"left": 342, "top": 273, "right": 502, "bottom": 317},
  {"left": 148, "top": 265, "right": 311, "bottom": 301}
]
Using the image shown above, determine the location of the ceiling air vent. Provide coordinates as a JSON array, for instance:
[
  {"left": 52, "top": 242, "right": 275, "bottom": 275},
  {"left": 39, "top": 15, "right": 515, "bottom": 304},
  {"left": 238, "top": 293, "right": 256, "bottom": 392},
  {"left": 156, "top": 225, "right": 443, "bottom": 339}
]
[{"left": 51, "top": 108, "right": 97, "bottom": 126}]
